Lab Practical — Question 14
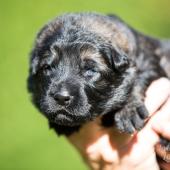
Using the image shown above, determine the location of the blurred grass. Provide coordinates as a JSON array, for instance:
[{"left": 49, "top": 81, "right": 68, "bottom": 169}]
[{"left": 0, "top": 0, "right": 170, "bottom": 169}]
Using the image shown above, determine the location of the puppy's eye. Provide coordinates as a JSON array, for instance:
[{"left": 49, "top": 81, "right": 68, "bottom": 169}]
[
  {"left": 83, "top": 68, "right": 97, "bottom": 77},
  {"left": 83, "top": 59, "right": 99, "bottom": 78}
]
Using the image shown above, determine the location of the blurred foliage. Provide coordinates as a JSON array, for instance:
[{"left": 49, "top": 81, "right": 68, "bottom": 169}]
[{"left": 0, "top": 0, "right": 170, "bottom": 169}]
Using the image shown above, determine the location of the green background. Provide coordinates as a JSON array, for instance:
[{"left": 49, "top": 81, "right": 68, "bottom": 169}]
[{"left": 0, "top": 0, "right": 170, "bottom": 169}]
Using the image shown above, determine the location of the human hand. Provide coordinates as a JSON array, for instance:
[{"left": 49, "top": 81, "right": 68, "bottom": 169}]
[
  {"left": 68, "top": 78, "right": 170, "bottom": 170},
  {"left": 145, "top": 78, "right": 170, "bottom": 169}
]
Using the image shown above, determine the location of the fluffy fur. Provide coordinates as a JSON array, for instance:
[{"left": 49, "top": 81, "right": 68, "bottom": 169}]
[{"left": 27, "top": 12, "right": 170, "bottom": 150}]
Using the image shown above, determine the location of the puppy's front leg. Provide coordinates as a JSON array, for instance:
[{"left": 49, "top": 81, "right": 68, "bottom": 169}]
[
  {"left": 114, "top": 50, "right": 167, "bottom": 134},
  {"left": 114, "top": 71, "right": 162, "bottom": 133},
  {"left": 114, "top": 93, "right": 148, "bottom": 134}
]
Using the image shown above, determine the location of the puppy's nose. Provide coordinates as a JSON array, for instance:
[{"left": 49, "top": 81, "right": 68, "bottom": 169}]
[{"left": 53, "top": 91, "right": 72, "bottom": 106}]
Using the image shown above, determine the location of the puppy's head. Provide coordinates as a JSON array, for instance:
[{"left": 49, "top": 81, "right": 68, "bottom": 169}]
[{"left": 28, "top": 15, "right": 135, "bottom": 127}]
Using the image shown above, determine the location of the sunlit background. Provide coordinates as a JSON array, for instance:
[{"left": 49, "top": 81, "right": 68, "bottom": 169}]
[{"left": 0, "top": 0, "right": 170, "bottom": 169}]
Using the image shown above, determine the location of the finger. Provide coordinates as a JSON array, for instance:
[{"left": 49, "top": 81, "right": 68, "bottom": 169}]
[
  {"left": 156, "top": 96, "right": 170, "bottom": 119},
  {"left": 145, "top": 78, "right": 170, "bottom": 115},
  {"left": 149, "top": 97, "right": 170, "bottom": 128},
  {"left": 152, "top": 122, "right": 170, "bottom": 140},
  {"left": 137, "top": 124, "right": 160, "bottom": 146}
]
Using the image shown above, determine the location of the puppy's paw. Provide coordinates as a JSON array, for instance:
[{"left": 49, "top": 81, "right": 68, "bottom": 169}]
[{"left": 114, "top": 102, "right": 148, "bottom": 134}]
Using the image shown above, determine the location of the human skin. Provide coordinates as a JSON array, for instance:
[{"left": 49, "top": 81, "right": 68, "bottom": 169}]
[{"left": 68, "top": 78, "right": 170, "bottom": 170}]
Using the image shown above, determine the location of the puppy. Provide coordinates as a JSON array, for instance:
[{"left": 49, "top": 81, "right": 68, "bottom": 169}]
[{"left": 28, "top": 12, "right": 170, "bottom": 150}]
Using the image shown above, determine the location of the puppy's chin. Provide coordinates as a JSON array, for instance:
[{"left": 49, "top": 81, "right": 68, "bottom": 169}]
[
  {"left": 54, "top": 113, "right": 75, "bottom": 126},
  {"left": 49, "top": 110, "right": 92, "bottom": 127}
]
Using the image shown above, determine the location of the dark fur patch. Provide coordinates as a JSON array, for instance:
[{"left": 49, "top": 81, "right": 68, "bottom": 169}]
[{"left": 28, "top": 12, "right": 170, "bottom": 150}]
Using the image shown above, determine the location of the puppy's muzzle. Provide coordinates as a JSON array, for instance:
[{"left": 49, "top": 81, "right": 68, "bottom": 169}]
[{"left": 52, "top": 89, "right": 73, "bottom": 107}]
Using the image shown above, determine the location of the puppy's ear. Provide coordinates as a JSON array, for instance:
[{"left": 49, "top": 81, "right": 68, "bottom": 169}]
[
  {"left": 111, "top": 48, "right": 129, "bottom": 71},
  {"left": 102, "top": 46, "right": 129, "bottom": 72}
]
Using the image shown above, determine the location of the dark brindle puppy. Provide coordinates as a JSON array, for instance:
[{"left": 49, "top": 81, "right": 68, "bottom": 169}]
[{"left": 28, "top": 12, "right": 170, "bottom": 151}]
